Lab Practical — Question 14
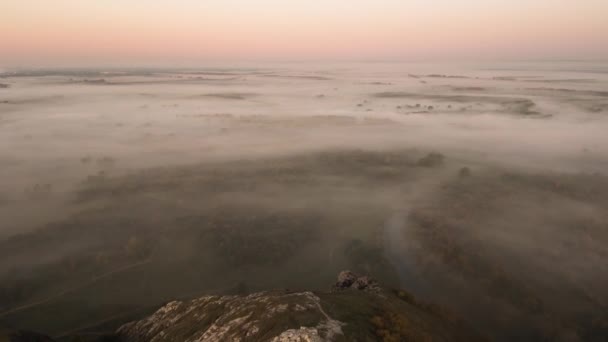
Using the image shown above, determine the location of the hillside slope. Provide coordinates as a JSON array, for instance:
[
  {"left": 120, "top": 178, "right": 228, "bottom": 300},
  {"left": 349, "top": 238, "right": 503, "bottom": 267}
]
[{"left": 114, "top": 271, "right": 484, "bottom": 342}]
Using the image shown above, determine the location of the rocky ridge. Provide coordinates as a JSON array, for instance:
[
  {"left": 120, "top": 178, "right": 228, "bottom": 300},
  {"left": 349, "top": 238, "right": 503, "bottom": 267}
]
[
  {"left": 1, "top": 272, "right": 485, "bottom": 341},
  {"left": 116, "top": 271, "right": 484, "bottom": 341}
]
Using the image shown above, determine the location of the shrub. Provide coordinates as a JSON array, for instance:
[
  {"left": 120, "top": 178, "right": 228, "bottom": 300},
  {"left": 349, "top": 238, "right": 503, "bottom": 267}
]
[{"left": 417, "top": 153, "right": 445, "bottom": 168}]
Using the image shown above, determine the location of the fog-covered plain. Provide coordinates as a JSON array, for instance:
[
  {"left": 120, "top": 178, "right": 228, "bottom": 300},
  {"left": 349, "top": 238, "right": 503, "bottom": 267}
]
[{"left": 1, "top": 62, "right": 607, "bottom": 340}]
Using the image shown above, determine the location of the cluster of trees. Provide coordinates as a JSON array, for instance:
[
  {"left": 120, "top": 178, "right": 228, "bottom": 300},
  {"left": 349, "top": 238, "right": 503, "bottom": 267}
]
[{"left": 416, "top": 152, "right": 445, "bottom": 168}]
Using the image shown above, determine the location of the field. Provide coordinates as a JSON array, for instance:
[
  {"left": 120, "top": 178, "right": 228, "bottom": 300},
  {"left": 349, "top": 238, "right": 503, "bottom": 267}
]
[{"left": 1, "top": 62, "right": 607, "bottom": 341}]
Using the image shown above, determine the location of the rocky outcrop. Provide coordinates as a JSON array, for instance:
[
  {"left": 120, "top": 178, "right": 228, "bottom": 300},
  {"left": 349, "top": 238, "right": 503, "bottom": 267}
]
[
  {"left": 118, "top": 291, "right": 342, "bottom": 342},
  {"left": 334, "top": 270, "right": 379, "bottom": 292},
  {"left": 2, "top": 271, "right": 486, "bottom": 341},
  {"left": 114, "top": 271, "right": 485, "bottom": 342}
]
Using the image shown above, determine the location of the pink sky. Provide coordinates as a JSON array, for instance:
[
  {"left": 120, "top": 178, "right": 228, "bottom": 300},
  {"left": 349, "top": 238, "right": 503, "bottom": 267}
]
[{"left": 1, "top": 0, "right": 607, "bottom": 66}]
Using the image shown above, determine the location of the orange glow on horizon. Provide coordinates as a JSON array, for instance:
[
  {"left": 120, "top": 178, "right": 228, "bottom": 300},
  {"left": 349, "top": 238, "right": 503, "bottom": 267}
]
[{"left": 1, "top": 0, "right": 607, "bottom": 66}]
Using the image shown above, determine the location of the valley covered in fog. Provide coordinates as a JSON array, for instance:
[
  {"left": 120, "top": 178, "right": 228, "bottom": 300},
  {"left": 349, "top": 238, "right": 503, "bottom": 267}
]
[{"left": 1, "top": 62, "right": 608, "bottom": 341}]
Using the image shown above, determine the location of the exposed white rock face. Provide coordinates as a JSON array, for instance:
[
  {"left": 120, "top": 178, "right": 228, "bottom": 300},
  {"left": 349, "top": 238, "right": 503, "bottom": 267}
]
[
  {"left": 108, "top": 271, "right": 489, "bottom": 342},
  {"left": 270, "top": 327, "right": 322, "bottom": 342},
  {"left": 117, "top": 291, "right": 344, "bottom": 342}
]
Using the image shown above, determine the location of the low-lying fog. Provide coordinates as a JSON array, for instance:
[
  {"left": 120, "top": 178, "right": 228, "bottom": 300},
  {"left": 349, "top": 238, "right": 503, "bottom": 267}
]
[
  {"left": 1, "top": 63, "right": 606, "bottom": 236},
  {"left": 1, "top": 62, "right": 607, "bottom": 340}
]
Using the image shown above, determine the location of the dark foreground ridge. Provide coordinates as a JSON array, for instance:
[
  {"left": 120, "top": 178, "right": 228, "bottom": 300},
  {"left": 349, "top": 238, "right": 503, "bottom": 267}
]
[{"left": 1, "top": 271, "right": 485, "bottom": 342}]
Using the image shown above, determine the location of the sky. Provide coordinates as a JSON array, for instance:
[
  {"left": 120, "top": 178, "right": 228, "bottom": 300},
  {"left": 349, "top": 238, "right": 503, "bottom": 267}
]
[{"left": 1, "top": 0, "right": 607, "bottom": 66}]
